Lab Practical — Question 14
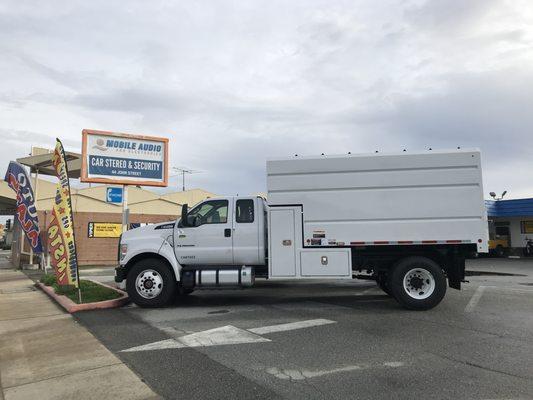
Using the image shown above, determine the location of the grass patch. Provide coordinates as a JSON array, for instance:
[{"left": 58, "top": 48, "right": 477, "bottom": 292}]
[{"left": 40, "top": 274, "right": 122, "bottom": 304}]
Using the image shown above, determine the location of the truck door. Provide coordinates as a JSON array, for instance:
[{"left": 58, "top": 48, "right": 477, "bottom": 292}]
[
  {"left": 232, "top": 198, "right": 260, "bottom": 265},
  {"left": 174, "top": 199, "right": 234, "bottom": 265}
]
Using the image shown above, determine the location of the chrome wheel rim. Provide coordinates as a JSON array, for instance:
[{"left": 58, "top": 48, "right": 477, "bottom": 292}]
[
  {"left": 402, "top": 268, "right": 435, "bottom": 300},
  {"left": 135, "top": 269, "right": 163, "bottom": 299}
]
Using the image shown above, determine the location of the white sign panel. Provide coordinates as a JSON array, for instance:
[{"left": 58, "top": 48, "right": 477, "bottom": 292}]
[{"left": 81, "top": 129, "right": 169, "bottom": 187}]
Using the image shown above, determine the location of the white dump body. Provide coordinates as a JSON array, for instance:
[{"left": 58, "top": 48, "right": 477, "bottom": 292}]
[{"left": 267, "top": 149, "right": 488, "bottom": 252}]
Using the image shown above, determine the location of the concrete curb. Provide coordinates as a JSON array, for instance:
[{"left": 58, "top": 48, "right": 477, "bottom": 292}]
[{"left": 36, "top": 280, "right": 129, "bottom": 313}]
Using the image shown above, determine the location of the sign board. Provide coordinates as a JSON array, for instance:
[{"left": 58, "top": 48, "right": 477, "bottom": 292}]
[
  {"left": 88, "top": 222, "right": 122, "bottom": 238},
  {"left": 106, "top": 187, "right": 123, "bottom": 203},
  {"left": 81, "top": 129, "right": 169, "bottom": 187}
]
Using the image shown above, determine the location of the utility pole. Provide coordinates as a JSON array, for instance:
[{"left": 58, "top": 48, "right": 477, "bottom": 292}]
[{"left": 171, "top": 167, "right": 202, "bottom": 191}]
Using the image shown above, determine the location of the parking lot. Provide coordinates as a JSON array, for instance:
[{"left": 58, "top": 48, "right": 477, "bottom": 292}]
[{"left": 76, "top": 258, "right": 533, "bottom": 400}]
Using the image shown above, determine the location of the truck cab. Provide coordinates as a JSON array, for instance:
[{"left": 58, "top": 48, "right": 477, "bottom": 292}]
[
  {"left": 174, "top": 196, "right": 267, "bottom": 266},
  {"left": 115, "top": 196, "right": 268, "bottom": 307}
]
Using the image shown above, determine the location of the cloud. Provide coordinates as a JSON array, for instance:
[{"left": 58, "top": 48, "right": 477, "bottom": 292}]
[
  {"left": 372, "top": 68, "right": 533, "bottom": 154},
  {"left": 404, "top": 0, "right": 498, "bottom": 32},
  {"left": 0, "top": 0, "right": 532, "bottom": 199}
]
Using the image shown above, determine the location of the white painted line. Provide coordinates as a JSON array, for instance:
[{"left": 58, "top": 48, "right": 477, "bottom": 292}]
[
  {"left": 122, "top": 339, "right": 185, "bottom": 352},
  {"left": 483, "top": 285, "right": 533, "bottom": 294},
  {"left": 248, "top": 319, "right": 336, "bottom": 335},
  {"left": 122, "top": 319, "right": 337, "bottom": 352},
  {"left": 121, "top": 325, "right": 270, "bottom": 352},
  {"left": 266, "top": 361, "right": 405, "bottom": 381},
  {"left": 179, "top": 325, "right": 270, "bottom": 347},
  {"left": 465, "top": 285, "right": 486, "bottom": 313}
]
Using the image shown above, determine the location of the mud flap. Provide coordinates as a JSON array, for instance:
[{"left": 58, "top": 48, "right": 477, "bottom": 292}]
[{"left": 447, "top": 251, "right": 465, "bottom": 290}]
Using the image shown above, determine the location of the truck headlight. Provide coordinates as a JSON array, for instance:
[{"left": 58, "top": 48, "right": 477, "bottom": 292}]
[{"left": 120, "top": 244, "right": 128, "bottom": 260}]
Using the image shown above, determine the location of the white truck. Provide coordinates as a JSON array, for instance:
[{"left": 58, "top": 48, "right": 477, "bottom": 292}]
[{"left": 115, "top": 149, "right": 488, "bottom": 310}]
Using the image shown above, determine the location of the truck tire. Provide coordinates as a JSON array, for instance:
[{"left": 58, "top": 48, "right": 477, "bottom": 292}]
[
  {"left": 177, "top": 286, "right": 194, "bottom": 296},
  {"left": 388, "top": 256, "right": 446, "bottom": 311},
  {"left": 126, "top": 258, "right": 176, "bottom": 307}
]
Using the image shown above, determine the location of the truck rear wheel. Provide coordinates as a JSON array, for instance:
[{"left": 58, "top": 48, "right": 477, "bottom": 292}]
[
  {"left": 126, "top": 258, "right": 176, "bottom": 307},
  {"left": 389, "top": 256, "right": 446, "bottom": 310}
]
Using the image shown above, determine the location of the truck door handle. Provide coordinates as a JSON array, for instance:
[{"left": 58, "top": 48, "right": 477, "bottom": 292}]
[{"left": 224, "top": 228, "right": 231, "bottom": 237}]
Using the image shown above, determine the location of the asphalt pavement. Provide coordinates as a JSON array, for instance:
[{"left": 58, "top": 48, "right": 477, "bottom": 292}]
[{"left": 75, "top": 258, "right": 533, "bottom": 400}]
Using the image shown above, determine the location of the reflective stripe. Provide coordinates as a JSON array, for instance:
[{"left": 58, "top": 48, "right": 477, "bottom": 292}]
[{"left": 344, "top": 240, "right": 471, "bottom": 246}]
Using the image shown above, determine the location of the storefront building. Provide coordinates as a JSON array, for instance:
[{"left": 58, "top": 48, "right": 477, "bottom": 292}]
[{"left": 486, "top": 198, "right": 533, "bottom": 256}]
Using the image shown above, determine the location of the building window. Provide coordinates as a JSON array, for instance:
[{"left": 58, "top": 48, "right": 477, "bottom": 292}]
[
  {"left": 236, "top": 199, "right": 254, "bottom": 223},
  {"left": 520, "top": 221, "right": 533, "bottom": 234}
]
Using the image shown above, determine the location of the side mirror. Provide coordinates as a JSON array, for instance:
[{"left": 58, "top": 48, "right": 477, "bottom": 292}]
[{"left": 180, "top": 204, "right": 189, "bottom": 227}]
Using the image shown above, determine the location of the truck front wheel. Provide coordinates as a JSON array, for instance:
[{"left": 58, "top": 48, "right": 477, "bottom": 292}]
[
  {"left": 126, "top": 258, "right": 176, "bottom": 307},
  {"left": 389, "top": 257, "right": 446, "bottom": 310}
]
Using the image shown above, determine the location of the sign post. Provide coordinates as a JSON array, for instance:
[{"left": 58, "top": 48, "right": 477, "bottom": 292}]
[{"left": 122, "top": 185, "right": 128, "bottom": 233}]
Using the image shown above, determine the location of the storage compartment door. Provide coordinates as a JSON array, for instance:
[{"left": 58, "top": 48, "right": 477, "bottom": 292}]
[
  {"left": 269, "top": 209, "right": 296, "bottom": 277},
  {"left": 300, "top": 249, "right": 351, "bottom": 277}
]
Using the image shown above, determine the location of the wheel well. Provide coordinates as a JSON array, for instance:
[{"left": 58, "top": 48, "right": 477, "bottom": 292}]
[
  {"left": 125, "top": 253, "right": 176, "bottom": 280},
  {"left": 352, "top": 247, "right": 446, "bottom": 273}
]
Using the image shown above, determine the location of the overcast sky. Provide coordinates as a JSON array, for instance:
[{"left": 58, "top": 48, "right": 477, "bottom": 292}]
[{"left": 1, "top": 0, "right": 532, "bottom": 198}]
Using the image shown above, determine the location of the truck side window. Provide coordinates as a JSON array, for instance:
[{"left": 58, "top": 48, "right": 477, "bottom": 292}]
[
  {"left": 186, "top": 200, "right": 228, "bottom": 226},
  {"left": 236, "top": 199, "right": 254, "bottom": 223}
]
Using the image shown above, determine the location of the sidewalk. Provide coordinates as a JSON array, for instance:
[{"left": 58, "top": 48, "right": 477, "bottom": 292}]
[{"left": 0, "top": 256, "right": 159, "bottom": 400}]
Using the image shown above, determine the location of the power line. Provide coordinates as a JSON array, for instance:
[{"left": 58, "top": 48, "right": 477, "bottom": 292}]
[{"left": 170, "top": 167, "right": 203, "bottom": 191}]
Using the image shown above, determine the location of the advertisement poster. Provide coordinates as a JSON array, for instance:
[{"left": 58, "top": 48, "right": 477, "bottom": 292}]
[
  {"left": 88, "top": 222, "right": 122, "bottom": 238},
  {"left": 4, "top": 161, "right": 43, "bottom": 253},
  {"left": 81, "top": 129, "right": 168, "bottom": 187},
  {"left": 48, "top": 139, "right": 79, "bottom": 287}
]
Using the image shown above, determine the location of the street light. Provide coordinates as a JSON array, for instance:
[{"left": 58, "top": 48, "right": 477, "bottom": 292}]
[{"left": 489, "top": 191, "right": 508, "bottom": 200}]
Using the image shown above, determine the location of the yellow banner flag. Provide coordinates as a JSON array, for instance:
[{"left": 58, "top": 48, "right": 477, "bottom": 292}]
[{"left": 48, "top": 139, "right": 79, "bottom": 287}]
